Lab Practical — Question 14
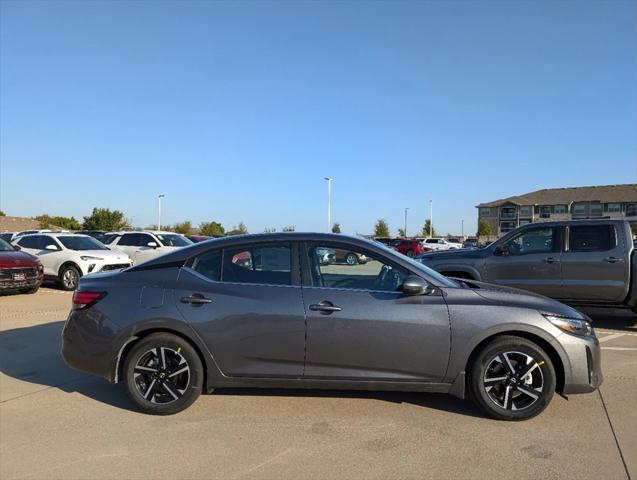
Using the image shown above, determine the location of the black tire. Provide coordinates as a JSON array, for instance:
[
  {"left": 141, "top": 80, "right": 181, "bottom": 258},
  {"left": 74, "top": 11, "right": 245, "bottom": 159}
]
[
  {"left": 345, "top": 253, "right": 358, "bottom": 265},
  {"left": 468, "top": 335, "right": 555, "bottom": 421},
  {"left": 19, "top": 286, "right": 40, "bottom": 294},
  {"left": 59, "top": 265, "right": 81, "bottom": 291},
  {"left": 123, "top": 333, "right": 203, "bottom": 415}
]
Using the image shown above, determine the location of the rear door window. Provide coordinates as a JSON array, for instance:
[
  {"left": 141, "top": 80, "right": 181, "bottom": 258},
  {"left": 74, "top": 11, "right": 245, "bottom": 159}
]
[
  {"left": 118, "top": 233, "right": 141, "bottom": 246},
  {"left": 222, "top": 244, "right": 291, "bottom": 286},
  {"left": 191, "top": 250, "right": 222, "bottom": 281},
  {"left": 569, "top": 225, "right": 614, "bottom": 252},
  {"left": 18, "top": 236, "right": 41, "bottom": 249}
]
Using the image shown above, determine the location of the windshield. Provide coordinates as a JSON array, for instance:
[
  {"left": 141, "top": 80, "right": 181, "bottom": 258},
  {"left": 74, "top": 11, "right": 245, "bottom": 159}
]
[
  {"left": 0, "top": 238, "right": 14, "bottom": 251},
  {"left": 364, "top": 237, "right": 458, "bottom": 287},
  {"left": 156, "top": 234, "right": 193, "bottom": 247},
  {"left": 58, "top": 236, "right": 109, "bottom": 251}
]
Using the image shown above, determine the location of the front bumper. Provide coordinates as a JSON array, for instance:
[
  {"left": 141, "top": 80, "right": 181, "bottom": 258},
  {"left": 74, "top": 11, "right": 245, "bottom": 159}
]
[
  {"left": 81, "top": 262, "right": 132, "bottom": 275},
  {"left": 0, "top": 271, "right": 43, "bottom": 290},
  {"left": 552, "top": 332, "right": 603, "bottom": 395}
]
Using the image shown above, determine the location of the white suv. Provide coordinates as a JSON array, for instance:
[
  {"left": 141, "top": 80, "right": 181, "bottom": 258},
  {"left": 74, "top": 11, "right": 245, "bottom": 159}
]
[
  {"left": 14, "top": 233, "right": 132, "bottom": 290},
  {"left": 106, "top": 231, "right": 192, "bottom": 265},
  {"left": 422, "top": 238, "right": 462, "bottom": 251}
]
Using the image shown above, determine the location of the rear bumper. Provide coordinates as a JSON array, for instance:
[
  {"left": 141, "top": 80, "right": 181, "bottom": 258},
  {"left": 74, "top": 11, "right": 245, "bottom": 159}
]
[
  {"left": 61, "top": 308, "right": 123, "bottom": 383},
  {"left": 553, "top": 333, "right": 603, "bottom": 395}
]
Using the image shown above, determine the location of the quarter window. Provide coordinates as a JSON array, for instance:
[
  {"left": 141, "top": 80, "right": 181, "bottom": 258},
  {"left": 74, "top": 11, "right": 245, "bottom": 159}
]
[
  {"left": 308, "top": 244, "right": 407, "bottom": 292},
  {"left": 505, "top": 228, "right": 555, "bottom": 255},
  {"left": 191, "top": 250, "right": 222, "bottom": 281},
  {"left": 222, "top": 244, "right": 291, "bottom": 286},
  {"left": 569, "top": 226, "right": 614, "bottom": 252}
]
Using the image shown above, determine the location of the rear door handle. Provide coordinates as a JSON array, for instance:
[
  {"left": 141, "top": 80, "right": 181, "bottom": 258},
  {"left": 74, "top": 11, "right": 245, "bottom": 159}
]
[
  {"left": 603, "top": 257, "right": 622, "bottom": 263},
  {"left": 542, "top": 257, "right": 557, "bottom": 263},
  {"left": 309, "top": 301, "right": 342, "bottom": 314},
  {"left": 180, "top": 294, "right": 213, "bottom": 306}
]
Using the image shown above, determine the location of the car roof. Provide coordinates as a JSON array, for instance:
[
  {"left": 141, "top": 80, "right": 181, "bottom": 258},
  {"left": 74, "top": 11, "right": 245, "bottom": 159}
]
[{"left": 19, "top": 232, "right": 92, "bottom": 238}]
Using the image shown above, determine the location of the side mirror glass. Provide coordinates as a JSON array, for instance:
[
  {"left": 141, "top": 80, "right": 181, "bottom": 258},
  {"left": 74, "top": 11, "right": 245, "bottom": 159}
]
[
  {"left": 402, "top": 275, "right": 434, "bottom": 296},
  {"left": 45, "top": 244, "right": 58, "bottom": 251},
  {"left": 493, "top": 244, "right": 508, "bottom": 256}
]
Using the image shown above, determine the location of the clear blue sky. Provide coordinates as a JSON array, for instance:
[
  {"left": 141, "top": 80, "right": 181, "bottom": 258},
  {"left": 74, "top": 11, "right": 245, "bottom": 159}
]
[{"left": 1, "top": 0, "right": 636, "bottom": 235}]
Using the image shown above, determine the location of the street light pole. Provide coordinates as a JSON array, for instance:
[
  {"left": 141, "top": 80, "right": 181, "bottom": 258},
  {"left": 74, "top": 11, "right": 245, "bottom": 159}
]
[
  {"left": 404, "top": 208, "right": 409, "bottom": 237},
  {"left": 462, "top": 219, "right": 464, "bottom": 238},
  {"left": 158, "top": 194, "right": 165, "bottom": 230},
  {"left": 324, "top": 177, "right": 333, "bottom": 232},
  {"left": 429, "top": 200, "right": 433, "bottom": 238}
]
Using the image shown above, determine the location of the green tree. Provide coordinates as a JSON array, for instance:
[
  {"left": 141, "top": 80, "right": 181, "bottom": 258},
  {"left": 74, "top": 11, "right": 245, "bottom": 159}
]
[
  {"left": 227, "top": 221, "right": 249, "bottom": 236},
  {"left": 199, "top": 221, "right": 225, "bottom": 237},
  {"left": 82, "top": 208, "right": 130, "bottom": 231},
  {"left": 331, "top": 222, "right": 341, "bottom": 233},
  {"left": 172, "top": 221, "right": 192, "bottom": 235},
  {"left": 421, "top": 219, "right": 436, "bottom": 237},
  {"left": 36, "top": 214, "right": 82, "bottom": 230},
  {"left": 264, "top": 227, "right": 277, "bottom": 233},
  {"left": 373, "top": 219, "right": 390, "bottom": 237},
  {"left": 282, "top": 225, "right": 296, "bottom": 232},
  {"left": 477, "top": 219, "right": 494, "bottom": 236},
  {"left": 397, "top": 228, "right": 406, "bottom": 237},
  {"left": 0, "top": 211, "right": 5, "bottom": 216}
]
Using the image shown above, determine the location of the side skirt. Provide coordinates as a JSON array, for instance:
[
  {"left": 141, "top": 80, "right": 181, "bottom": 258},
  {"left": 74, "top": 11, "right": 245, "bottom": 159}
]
[{"left": 206, "top": 376, "right": 453, "bottom": 395}]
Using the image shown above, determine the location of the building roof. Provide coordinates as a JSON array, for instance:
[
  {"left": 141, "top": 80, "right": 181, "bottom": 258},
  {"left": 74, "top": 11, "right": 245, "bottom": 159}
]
[
  {"left": 0, "top": 216, "right": 40, "bottom": 233},
  {"left": 476, "top": 184, "right": 637, "bottom": 208}
]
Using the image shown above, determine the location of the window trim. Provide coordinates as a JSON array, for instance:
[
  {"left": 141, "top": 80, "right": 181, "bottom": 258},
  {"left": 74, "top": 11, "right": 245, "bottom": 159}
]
[{"left": 300, "top": 240, "right": 410, "bottom": 293}]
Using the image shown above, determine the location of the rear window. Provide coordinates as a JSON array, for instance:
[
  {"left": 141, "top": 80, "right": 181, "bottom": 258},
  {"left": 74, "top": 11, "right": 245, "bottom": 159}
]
[{"left": 569, "top": 225, "right": 614, "bottom": 252}]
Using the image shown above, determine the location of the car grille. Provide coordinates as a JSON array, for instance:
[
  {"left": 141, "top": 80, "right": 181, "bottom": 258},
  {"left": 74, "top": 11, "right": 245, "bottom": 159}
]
[
  {"left": 0, "top": 267, "right": 39, "bottom": 280},
  {"left": 100, "top": 263, "right": 131, "bottom": 272}
]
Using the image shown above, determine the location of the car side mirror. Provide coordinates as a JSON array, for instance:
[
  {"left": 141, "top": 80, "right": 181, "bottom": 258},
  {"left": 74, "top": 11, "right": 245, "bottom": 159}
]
[
  {"left": 13, "top": 245, "right": 21, "bottom": 251},
  {"left": 493, "top": 245, "right": 508, "bottom": 256},
  {"left": 147, "top": 241, "right": 158, "bottom": 248},
  {"left": 45, "top": 244, "right": 58, "bottom": 251},
  {"left": 402, "top": 275, "right": 435, "bottom": 296}
]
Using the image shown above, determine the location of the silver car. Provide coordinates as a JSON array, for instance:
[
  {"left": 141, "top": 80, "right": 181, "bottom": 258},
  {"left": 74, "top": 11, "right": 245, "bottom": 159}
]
[{"left": 61, "top": 233, "right": 602, "bottom": 420}]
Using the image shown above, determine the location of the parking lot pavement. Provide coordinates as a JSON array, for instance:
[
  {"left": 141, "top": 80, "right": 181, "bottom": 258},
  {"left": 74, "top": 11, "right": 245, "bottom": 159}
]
[{"left": 1, "top": 288, "right": 635, "bottom": 480}]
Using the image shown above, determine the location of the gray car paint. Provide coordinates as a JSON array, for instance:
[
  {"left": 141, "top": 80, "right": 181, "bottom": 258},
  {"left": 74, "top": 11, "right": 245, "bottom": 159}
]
[{"left": 61, "top": 232, "right": 602, "bottom": 400}]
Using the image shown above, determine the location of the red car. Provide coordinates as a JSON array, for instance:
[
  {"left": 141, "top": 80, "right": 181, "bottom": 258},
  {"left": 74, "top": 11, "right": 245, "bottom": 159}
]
[
  {"left": 0, "top": 238, "right": 44, "bottom": 294},
  {"left": 392, "top": 239, "right": 430, "bottom": 258}
]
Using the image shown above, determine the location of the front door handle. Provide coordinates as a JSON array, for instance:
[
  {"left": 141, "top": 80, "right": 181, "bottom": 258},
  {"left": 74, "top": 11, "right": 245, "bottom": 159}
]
[
  {"left": 542, "top": 257, "right": 557, "bottom": 263},
  {"left": 309, "top": 301, "right": 342, "bottom": 314},
  {"left": 180, "top": 294, "right": 213, "bottom": 306},
  {"left": 603, "top": 257, "right": 622, "bottom": 263}
]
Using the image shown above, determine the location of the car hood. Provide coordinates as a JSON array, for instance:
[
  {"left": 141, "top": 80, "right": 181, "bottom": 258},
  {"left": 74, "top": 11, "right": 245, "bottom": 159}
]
[
  {"left": 76, "top": 250, "right": 132, "bottom": 261},
  {"left": 457, "top": 278, "right": 586, "bottom": 319},
  {"left": 0, "top": 251, "right": 40, "bottom": 268}
]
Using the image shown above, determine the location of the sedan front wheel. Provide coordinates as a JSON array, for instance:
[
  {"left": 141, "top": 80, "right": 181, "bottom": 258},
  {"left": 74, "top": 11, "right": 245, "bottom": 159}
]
[{"left": 469, "top": 335, "right": 556, "bottom": 421}]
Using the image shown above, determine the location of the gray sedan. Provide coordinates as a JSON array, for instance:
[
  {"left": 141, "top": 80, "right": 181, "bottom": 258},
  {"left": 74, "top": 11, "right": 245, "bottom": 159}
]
[{"left": 61, "top": 233, "right": 602, "bottom": 420}]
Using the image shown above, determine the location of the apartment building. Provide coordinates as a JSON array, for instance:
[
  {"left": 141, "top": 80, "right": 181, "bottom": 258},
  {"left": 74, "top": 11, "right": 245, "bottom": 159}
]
[{"left": 476, "top": 184, "right": 637, "bottom": 236}]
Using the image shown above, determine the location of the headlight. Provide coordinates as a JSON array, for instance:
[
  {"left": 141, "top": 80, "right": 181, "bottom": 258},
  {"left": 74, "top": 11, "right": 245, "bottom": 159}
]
[
  {"left": 80, "top": 255, "right": 104, "bottom": 261},
  {"left": 543, "top": 314, "right": 593, "bottom": 336}
]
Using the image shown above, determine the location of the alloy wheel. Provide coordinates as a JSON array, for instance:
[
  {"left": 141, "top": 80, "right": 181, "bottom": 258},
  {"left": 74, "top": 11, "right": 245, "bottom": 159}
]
[
  {"left": 346, "top": 254, "right": 357, "bottom": 265},
  {"left": 483, "top": 351, "right": 544, "bottom": 411},
  {"left": 133, "top": 347, "right": 191, "bottom": 404},
  {"left": 62, "top": 269, "right": 79, "bottom": 290}
]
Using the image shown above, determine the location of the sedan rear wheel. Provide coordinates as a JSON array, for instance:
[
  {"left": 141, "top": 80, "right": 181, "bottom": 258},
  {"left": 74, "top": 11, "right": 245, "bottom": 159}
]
[
  {"left": 469, "top": 336, "right": 555, "bottom": 421},
  {"left": 124, "top": 333, "right": 203, "bottom": 415},
  {"left": 345, "top": 253, "right": 358, "bottom": 265}
]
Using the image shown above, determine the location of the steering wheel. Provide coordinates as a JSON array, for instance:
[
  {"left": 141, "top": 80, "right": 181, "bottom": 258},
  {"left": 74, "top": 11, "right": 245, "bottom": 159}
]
[{"left": 373, "top": 265, "right": 400, "bottom": 291}]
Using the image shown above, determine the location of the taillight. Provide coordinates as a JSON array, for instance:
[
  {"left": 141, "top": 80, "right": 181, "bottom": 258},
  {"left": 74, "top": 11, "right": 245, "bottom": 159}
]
[{"left": 72, "top": 291, "right": 107, "bottom": 310}]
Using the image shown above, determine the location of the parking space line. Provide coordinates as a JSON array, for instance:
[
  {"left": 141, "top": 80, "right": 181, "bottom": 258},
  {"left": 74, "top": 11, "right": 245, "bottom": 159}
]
[{"left": 598, "top": 333, "right": 626, "bottom": 343}]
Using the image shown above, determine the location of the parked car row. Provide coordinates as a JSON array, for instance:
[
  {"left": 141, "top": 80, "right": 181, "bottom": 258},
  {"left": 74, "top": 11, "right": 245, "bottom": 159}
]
[{"left": 1, "top": 230, "right": 193, "bottom": 293}]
